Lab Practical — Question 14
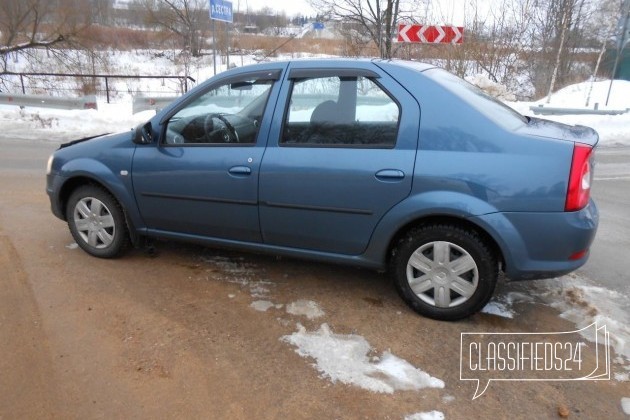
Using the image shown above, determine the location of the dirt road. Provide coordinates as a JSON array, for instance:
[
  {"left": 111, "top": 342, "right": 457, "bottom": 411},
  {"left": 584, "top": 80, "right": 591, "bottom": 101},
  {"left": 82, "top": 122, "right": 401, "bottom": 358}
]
[{"left": 0, "top": 138, "right": 627, "bottom": 419}]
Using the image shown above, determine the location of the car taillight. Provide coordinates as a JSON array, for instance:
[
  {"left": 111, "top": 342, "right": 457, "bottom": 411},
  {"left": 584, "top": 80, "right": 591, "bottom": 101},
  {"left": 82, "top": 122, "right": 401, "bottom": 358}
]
[{"left": 565, "top": 144, "right": 593, "bottom": 211}]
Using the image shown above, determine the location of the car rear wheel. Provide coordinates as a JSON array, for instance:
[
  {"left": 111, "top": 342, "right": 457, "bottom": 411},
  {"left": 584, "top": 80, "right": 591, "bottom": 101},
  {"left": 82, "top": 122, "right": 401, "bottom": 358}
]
[
  {"left": 66, "top": 185, "right": 129, "bottom": 258},
  {"left": 390, "top": 224, "right": 498, "bottom": 321}
]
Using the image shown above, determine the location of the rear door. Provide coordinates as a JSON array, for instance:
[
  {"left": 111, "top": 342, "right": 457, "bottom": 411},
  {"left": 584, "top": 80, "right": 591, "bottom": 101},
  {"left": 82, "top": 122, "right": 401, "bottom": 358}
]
[{"left": 259, "top": 63, "right": 420, "bottom": 255}]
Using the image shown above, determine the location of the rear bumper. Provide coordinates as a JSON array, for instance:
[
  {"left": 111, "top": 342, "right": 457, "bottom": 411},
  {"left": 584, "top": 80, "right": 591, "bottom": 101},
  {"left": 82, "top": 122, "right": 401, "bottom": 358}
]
[{"left": 471, "top": 200, "right": 599, "bottom": 280}]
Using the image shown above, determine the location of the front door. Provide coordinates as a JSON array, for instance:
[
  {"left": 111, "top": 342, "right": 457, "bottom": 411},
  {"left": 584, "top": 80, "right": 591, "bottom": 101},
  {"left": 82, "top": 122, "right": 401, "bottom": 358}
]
[{"left": 132, "top": 70, "right": 281, "bottom": 242}]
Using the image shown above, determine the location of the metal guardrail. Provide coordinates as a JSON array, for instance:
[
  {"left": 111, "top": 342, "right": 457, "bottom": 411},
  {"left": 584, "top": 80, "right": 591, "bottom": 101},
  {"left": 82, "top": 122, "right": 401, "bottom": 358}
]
[
  {"left": 0, "top": 92, "right": 98, "bottom": 110},
  {"left": 530, "top": 104, "right": 630, "bottom": 116},
  {"left": 1, "top": 72, "right": 196, "bottom": 103},
  {"left": 132, "top": 96, "right": 178, "bottom": 114}
]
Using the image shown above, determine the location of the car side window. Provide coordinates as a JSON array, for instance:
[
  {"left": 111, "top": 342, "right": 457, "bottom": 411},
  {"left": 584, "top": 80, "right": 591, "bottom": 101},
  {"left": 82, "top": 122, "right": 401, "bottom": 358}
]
[
  {"left": 281, "top": 76, "right": 400, "bottom": 147},
  {"left": 164, "top": 79, "right": 274, "bottom": 145}
]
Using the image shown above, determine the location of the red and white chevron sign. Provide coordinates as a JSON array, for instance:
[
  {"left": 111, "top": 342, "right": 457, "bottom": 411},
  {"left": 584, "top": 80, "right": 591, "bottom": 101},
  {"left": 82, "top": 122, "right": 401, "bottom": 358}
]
[{"left": 397, "top": 24, "right": 464, "bottom": 44}]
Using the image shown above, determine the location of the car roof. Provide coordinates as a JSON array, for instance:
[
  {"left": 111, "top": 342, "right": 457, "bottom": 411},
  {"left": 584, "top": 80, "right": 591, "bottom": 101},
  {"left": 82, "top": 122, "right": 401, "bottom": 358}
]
[{"left": 224, "top": 58, "right": 436, "bottom": 75}]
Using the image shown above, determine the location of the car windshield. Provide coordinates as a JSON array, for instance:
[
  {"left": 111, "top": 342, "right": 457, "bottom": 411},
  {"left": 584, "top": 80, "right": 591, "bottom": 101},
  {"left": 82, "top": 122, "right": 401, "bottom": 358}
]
[{"left": 423, "top": 67, "right": 528, "bottom": 130}]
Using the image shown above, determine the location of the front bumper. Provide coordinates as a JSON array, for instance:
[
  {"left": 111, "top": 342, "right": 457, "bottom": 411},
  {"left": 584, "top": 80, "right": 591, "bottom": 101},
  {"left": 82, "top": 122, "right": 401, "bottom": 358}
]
[{"left": 46, "top": 172, "right": 67, "bottom": 221}]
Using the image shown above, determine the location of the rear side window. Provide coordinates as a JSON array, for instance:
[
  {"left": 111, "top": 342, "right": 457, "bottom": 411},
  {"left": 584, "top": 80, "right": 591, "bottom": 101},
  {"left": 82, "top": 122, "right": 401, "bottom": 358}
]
[
  {"left": 281, "top": 76, "right": 400, "bottom": 148},
  {"left": 424, "top": 68, "right": 527, "bottom": 130}
]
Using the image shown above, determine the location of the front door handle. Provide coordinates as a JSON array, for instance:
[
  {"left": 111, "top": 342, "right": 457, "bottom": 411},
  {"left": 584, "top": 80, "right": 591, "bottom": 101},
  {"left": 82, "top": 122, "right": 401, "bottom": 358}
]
[
  {"left": 228, "top": 166, "right": 252, "bottom": 176},
  {"left": 375, "top": 169, "right": 405, "bottom": 182}
]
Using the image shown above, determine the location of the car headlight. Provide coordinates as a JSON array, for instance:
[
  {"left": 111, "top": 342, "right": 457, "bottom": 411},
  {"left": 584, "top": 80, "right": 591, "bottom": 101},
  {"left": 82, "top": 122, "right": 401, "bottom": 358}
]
[{"left": 46, "top": 154, "right": 54, "bottom": 175}]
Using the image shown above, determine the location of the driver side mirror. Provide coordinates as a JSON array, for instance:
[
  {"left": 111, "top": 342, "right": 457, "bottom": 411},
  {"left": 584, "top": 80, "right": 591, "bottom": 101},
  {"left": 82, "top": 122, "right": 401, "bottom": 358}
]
[{"left": 133, "top": 122, "right": 154, "bottom": 145}]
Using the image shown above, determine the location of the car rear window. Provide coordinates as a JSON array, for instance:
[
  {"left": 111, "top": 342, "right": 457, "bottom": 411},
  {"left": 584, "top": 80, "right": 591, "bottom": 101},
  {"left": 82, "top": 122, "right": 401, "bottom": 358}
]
[{"left": 423, "top": 68, "right": 527, "bottom": 130}]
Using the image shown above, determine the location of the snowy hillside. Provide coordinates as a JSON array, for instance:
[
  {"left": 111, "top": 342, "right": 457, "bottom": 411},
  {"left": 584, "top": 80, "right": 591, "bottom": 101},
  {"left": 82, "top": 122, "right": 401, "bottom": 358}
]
[{"left": 508, "top": 79, "right": 630, "bottom": 147}]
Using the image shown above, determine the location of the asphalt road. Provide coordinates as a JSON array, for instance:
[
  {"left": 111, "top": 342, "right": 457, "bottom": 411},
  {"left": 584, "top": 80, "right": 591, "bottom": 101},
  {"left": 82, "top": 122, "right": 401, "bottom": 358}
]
[
  {"left": 0, "top": 137, "right": 628, "bottom": 418},
  {"left": 587, "top": 146, "right": 630, "bottom": 296}
]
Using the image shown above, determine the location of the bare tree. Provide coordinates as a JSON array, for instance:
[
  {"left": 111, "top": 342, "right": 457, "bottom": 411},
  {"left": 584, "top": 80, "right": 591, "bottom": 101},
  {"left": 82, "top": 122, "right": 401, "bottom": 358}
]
[
  {"left": 142, "top": 0, "right": 210, "bottom": 57},
  {"left": 527, "top": 0, "right": 590, "bottom": 97},
  {"left": 90, "top": 0, "right": 115, "bottom": 25},
  {"left": 0, "top": 0, "right": 91, "bottom": 70},
  {"left": 310, "top": 0, "right": 402, "bottom": 58}
]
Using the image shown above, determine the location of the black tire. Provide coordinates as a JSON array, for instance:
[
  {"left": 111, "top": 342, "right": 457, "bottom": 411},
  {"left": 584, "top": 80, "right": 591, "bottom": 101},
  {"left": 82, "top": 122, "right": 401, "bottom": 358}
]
[
  {"left": 66, "top": 185, "right": 129, "bottom": 258},
  {"left": 390, "top": 224, "right": 498, "bottom": 321}
]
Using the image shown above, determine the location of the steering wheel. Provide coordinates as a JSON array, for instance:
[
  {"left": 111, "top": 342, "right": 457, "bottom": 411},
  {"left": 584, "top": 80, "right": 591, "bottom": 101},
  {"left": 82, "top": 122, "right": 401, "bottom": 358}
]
[{"left": 203, "top": 113, "right": 239, "bottom": 143}]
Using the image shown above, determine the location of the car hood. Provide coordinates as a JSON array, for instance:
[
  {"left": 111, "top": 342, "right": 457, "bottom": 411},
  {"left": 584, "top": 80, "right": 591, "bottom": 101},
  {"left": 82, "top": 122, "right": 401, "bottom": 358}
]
[
  {"left": 59, "top": 132, "right": 113, "bottom": 149},
  {"left": 517, "top": 117, "right": 599, "bottom": 147}
]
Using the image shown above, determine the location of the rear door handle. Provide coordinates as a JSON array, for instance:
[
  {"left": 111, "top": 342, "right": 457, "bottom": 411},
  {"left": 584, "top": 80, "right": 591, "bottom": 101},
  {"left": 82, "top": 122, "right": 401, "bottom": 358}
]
[
  {"left": 375, "top": 169, "right": 405, "bottom": 182},
  {"left": 228, "top": 166, "right": 252, "bottom": 176}
]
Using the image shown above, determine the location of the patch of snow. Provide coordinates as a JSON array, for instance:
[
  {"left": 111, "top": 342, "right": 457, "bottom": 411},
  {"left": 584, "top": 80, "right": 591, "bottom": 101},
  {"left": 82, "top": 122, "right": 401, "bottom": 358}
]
[
  {"left": 481, "top": 291, "right": 534, "bottom": 318},
  {"left": 0, "top": 105, "right": 153, "bottom": 142},
  {"left": 286, "top": 300, "right": 325, "bottom": 319},
  {"left": 442, "top": 394, "right": 455, "bottom": 404},
  {"left": 249, "top": 283, "right": 270, "bottom": 298},
  {"left": 200, "top": 255, "right": 256, "bottom": 275},
  {"left": 250, "top": 300, "right": 276, "bottom": 312},
  {"left": 228, "top": 294, "right": 236, "bottom": 299},
  {"left": 466, "top": 74, "right": 515, "bottom": 101},
  {"left": 536, "top": 79, "right": 630, "bottom": 110},
  {"left": 481, "top": 301, "right": 514, "bottom": 318},
  {"left": 614, "top": 372, "right": 629, "bottom": 382},
  {"left": 281, "top": 323, "right": 445, "bottom": 393},
  {"left": 65, "top": 242, "right": 78, "bottom": 250},
  {"left": 530, "top": 274, "right": 630, "bottom": 361},
  {"left": 404, "top": 411, "right": 445, "bottom": 420},
  {"left": 199, "top": 255, "right": 264, "bottom": 286},
  {"left": 508, "top": 79, "right": 630, "bottom": 147},
  {"left": 622, "top": 397, "right": 630, "bottom": 415}
]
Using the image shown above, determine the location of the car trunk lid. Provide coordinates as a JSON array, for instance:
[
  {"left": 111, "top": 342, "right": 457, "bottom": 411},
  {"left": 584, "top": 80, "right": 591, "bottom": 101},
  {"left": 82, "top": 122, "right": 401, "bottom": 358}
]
[{"left": 517, "top": 117, "right": 599, "bottom": 147}]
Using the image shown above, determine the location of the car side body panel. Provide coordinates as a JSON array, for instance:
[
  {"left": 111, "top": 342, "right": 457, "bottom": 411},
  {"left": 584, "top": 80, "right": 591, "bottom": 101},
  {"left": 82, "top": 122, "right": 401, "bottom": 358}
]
[
  {"left": 45, "top": 59, "right": 599, "bottom": 285},
  {"left": 46, "top": 132, "right": 143, "bottom": 229}
]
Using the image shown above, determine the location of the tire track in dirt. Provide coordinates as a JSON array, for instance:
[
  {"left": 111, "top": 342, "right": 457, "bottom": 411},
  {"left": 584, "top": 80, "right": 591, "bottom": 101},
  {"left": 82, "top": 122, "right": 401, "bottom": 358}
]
[{"left": 0, "top": 233, "right": 61, "bottom": 418}]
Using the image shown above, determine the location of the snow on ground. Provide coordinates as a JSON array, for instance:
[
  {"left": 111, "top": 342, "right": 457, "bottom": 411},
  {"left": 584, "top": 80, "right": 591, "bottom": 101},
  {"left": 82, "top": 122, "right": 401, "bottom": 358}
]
[
  {"left": 281, "top": 323, "right": 445, "bottom": 394},
  {"left": 285, "top": 299, "right": 325, "bottom": 319},
  {"left": 622, "top": 397, "right": 630, "bottom": 415},
  {"left": 534, "top": 80, "right": 630, "bottom": 110},
  {"left": 203, "top": 254, "right": 444, "bottom": 396},
  {"left": 404, "top": 411, "right": 445, "bottom": 420},
  {"left": 533, "top": 274, "right": 630, "bottom": 362},
  {"left": 481, "top": 301, "right": 515, "bottom": 318},
  {"left": 508, "top": 79, "right": 630, "bottom": 147},
  {"left": 466, "top": 74, "right": 515, "bottom": 101},
  {"left": 487, "top": 273, "right": 630, "bottom": 368},
  {"left": 0, "top": 103, "right": 153, "bottom": 142},
  {"left": 482, "top": 291, "right": 534, "bottom": 319},
  {"left": 250, "top": 300, "right": 276, "bottom": 312}
]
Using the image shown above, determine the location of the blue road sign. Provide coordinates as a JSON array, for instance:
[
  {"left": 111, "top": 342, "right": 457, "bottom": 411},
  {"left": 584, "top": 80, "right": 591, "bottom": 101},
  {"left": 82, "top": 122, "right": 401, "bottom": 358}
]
[
  {"left": 210, "top": 0, "right": 233, "bottom": 23},
  {"left": 313, "top": 22, "right": 324, "bottom": 30}
]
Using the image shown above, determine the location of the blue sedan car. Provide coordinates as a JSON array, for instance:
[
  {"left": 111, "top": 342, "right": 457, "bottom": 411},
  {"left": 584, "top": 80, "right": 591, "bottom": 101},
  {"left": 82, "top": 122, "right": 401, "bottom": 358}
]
[{"left": 46, "top": 59, "right": 598, "bottom": 320}]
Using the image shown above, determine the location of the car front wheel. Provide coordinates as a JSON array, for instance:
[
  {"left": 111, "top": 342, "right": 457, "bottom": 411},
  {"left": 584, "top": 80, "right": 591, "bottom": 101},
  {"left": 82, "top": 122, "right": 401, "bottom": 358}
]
[
  {"left": 390, "top": 224, "right": 498, "bottom": 321},
  {"left": 66, "top": 185, "right": 129, "bottom": 258}
]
